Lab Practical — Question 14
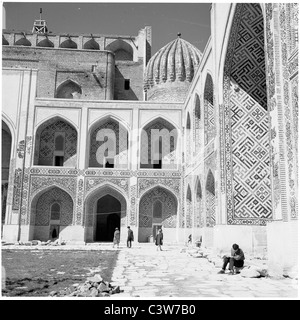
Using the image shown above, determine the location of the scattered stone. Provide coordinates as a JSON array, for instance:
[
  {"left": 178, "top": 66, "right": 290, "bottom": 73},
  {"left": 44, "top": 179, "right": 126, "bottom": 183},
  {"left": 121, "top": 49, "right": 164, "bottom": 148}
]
[
  {"left": 57, "top": 271, "right": 65, "bottom": 275},
  {"left": 53, "top": 274, "right": 123, "bottom": 298},
  {"left": 31, "top": 240, "right": 42, "bottom": 246},
  {"left": 97, "top": 282, "right": 109, "bottom": 293},
  {"left": 87, "top": 274, "right": 103, "bottom": 283},
  {"left": 89, "top": 287, "right": 99, "bottom": 297},
  {"left": 240, "top": 266, "right": 261, "bottom": 278},
  {"left": 111, "top": 286, "right": 121, "bottom": 294},
  {"left": 49, "top": 291, "right": 58, "bottom": 296}
]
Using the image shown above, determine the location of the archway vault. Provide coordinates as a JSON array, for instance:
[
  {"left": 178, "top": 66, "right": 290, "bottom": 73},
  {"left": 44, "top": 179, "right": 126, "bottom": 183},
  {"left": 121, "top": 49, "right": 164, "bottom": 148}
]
[
  {"left": 138, "top": 185, "right": 178, "bottom": 242},
  {"left": 84, "top": 184, "right": 127, "bottom": 242}
]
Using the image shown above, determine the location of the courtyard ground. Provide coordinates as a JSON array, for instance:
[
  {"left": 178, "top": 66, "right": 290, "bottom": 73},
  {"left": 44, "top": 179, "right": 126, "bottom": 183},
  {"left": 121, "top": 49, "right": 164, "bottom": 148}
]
[
  {"left": 1, "top": 244, "right": 298, "bottom": 298},
  {"left": 1, "top": 249, "right": 118, "bottom": 297}
]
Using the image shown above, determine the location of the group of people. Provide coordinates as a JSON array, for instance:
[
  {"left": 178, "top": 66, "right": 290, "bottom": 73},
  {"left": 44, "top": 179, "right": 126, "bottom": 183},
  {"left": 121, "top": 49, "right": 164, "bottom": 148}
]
[
  {"left": 112, "top": 226, "right": 164, "bottom": 251},
  {"left": 112, "top": 226, "right": 134, "bottom": 249}
]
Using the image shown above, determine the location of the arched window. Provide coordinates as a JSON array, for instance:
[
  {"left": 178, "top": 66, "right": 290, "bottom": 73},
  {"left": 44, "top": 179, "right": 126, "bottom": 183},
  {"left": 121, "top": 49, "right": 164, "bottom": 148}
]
[
  {"left": 55, "top": 80, "right": 82, "bottom": 99},
  {"left": 34, "top": 117, "right": 78, "bottom": 167},
  {"left": 186, "top": 112, "right": 192, "bottom": 162},
  {"left": 105, "top": 39, "right": 133, "bottom": 61},
  {"left": 204, "top": 74, "right": 215, "bottom": 145},
  {"left": 153, "top": 200, "right": 163, "bottom": 218},
  {"left": 206, "top": 169, "right": 215, "bottom": 196},
  {"left": 55, "top": 134, "right": 64, "bottom": 151},
  {"left": 205, "top": 169, "right": 215, "bottom": 227},
  {"left": 89, "top": 117, "right": 129, "bottom": 169},
  {"left": 194, "top": 94, "right": 201, "bottom": 154},
  {"left": 140, "top": 117, "right": 178, "bottom": 169},
  {"left": 50, "top": 202, "right": 61, "bottom": 220},
  {"left": 186, "top": 184, "right": 192, "bottom": 228},
  {"left": 53, "top": 133, "right": 65, "bottom": 166},
  {"left": 195, "top": 178, "right": 203, "bottom": 228},
  {"left": 186, "top": 112, "right": 191, "bottom": 130}
]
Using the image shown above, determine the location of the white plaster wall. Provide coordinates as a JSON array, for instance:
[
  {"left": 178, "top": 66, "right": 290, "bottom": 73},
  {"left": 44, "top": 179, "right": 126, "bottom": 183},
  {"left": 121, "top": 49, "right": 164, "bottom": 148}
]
[
  {"left": 59, "top": 226, "right": 85, "bottom": 242},
  {"left": 267, "top": 221, "right": 298, "bottom": 277},
  {"left": 213, "top": 225, "right": 268, "bottom": 258},
  {"left": 33, "top": 226, "right": 50, "bottom": 241},
  {"left": 2, "top": 225, "right": 19, "bottom": 243},
  {"left": 2, "top": 69, "right": 24, "bottom": 129},
  {"left": 89, "top": 108, "right": 132, "bottom": 129},
  {"left": 35, "top": 107, "right": 81, "bottom": 130},
  {"left": 139, "top": 109, "right": 182, "bottom": 130}
]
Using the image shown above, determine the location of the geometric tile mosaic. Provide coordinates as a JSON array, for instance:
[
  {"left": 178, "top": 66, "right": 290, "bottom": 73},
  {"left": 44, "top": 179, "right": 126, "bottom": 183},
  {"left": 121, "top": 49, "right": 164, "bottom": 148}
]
[
  {"left": 204, "top": 74, "right": 215, "bottom": 145},
  {"left": 139, "top": 186, "right": 177, "bottom": 228},
  {"left": 33, "top": 187, "right": 74, "bottom": 226},
  {"left": 89, "top": 118, "right": 128, "bottom": 168},
  {"left": 38, "top": 120, "right": 77, "bottom": 166},
  {"left": 223, "top": 3, "right": 272, "bottom": 224}
]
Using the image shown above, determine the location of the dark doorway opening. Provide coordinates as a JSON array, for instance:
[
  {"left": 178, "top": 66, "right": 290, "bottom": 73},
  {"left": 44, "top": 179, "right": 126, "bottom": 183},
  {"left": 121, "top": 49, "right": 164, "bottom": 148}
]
[
  {"left": 95, "top": 195, "right": 121, "bottom": 241},
  {"left": 54, "top": 156, "right": 64, "bottom": 166}
]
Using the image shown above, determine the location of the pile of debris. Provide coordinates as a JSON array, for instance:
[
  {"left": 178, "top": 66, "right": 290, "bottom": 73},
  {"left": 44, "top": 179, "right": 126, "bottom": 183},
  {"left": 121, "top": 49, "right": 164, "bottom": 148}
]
[
  {"left": 3, "top": 239, "right": 67, "bottom": 246},
  {"left": 50, "top": 274, "right": 123, "bottom": 297}
]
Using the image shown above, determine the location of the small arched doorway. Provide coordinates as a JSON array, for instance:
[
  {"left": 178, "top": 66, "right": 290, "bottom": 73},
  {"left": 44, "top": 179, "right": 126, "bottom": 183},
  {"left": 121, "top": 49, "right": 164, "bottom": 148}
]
[{"left": 95, "top": 195, "right": 121, "bottom": 241}]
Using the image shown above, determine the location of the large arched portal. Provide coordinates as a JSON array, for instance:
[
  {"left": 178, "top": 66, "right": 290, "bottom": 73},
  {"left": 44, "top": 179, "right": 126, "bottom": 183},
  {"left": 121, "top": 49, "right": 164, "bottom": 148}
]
[
  {"left": 84, "top": 186, "right": 127, "bottom": 242},
  {"left": 2, "top": 121, "right": 12, "bottom": 230},
  {"left": 138, "top": 186, "right": 177, "bottom": 243},
  {"left": 223, "top": 3, "right": 271, "bottom": 224}
]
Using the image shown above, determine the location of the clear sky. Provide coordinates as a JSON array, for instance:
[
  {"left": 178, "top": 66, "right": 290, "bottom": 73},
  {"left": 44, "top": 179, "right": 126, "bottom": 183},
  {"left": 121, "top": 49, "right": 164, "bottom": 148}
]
[{"left": 2, "top": 1, "right": 212, "bottom": 53}]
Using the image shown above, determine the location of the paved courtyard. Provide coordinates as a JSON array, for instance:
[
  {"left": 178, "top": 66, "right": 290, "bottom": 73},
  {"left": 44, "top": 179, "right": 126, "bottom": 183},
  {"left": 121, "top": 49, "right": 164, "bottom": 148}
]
[
  {"left": 110, "top": 244, "right": 298, "bottom": 298},
  {"left": 1, "top": 243, "right": 298, "bottom": 299}
]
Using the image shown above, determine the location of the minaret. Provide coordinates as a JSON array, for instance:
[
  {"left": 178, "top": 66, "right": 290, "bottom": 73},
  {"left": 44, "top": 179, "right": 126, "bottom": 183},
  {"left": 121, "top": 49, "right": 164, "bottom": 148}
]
[{"left": 32, "top": 8, "right": 48, "bottom": 33}]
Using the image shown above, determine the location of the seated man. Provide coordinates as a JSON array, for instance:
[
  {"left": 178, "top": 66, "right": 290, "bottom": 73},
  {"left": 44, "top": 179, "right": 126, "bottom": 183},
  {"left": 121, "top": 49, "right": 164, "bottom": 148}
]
[{"left": 218, "top": 243, "right": 245, "bottom": 275}]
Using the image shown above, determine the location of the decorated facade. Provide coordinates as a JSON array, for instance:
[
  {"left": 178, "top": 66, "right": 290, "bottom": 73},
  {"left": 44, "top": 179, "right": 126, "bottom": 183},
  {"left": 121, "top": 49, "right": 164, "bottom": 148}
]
[{"left": 2, "top": 3, "right": 298, "bottom": 275}]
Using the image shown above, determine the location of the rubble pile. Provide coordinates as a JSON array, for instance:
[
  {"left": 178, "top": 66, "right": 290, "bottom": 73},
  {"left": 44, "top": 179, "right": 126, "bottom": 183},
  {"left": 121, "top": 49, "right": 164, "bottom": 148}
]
[
  {"left": 50, "top": 274, "right": 123, "bottom": 297},
  {"left": 2, "top": 239, "right": 67, "bottom": 246}
]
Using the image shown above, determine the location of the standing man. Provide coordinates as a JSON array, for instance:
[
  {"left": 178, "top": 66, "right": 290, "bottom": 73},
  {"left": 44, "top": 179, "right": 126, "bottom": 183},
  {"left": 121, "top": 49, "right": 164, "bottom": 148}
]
[
  {"left": 113, "top": 227, "right": 120, "bottom": 249},
  {"left": 155, "top": 228, "right": 163, "bottom": 251},
  {"left": 127, "top": 226, "right": 134, "bottom": 248}
]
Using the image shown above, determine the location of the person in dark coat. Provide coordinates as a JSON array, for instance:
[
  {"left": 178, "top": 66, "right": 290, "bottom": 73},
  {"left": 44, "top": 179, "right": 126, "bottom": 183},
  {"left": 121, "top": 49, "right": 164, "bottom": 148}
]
[
  {"left": 127, "top": 226, "right": 134, "bottom": 248},
  {"left": 218, "top": 243, "right": 245, "bottom": 275},
  {"left": 155, "top": 229, "right": 163, "bottom": 251}
]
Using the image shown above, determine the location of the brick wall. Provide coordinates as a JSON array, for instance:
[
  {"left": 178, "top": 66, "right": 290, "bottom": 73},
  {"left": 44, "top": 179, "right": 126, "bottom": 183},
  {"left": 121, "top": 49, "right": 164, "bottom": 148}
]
[
  {"left": 2, "top": 46, "right": 115, "bottom": 100},
  {"left": 114, "top": 60, "right": 144, "bottom": 100}
]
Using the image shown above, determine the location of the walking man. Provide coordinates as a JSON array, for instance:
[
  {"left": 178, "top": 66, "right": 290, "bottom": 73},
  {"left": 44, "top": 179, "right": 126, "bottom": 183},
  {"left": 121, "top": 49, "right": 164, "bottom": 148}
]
[{"left": 127, "top": 226, "right": 134, "bottom": 248}]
